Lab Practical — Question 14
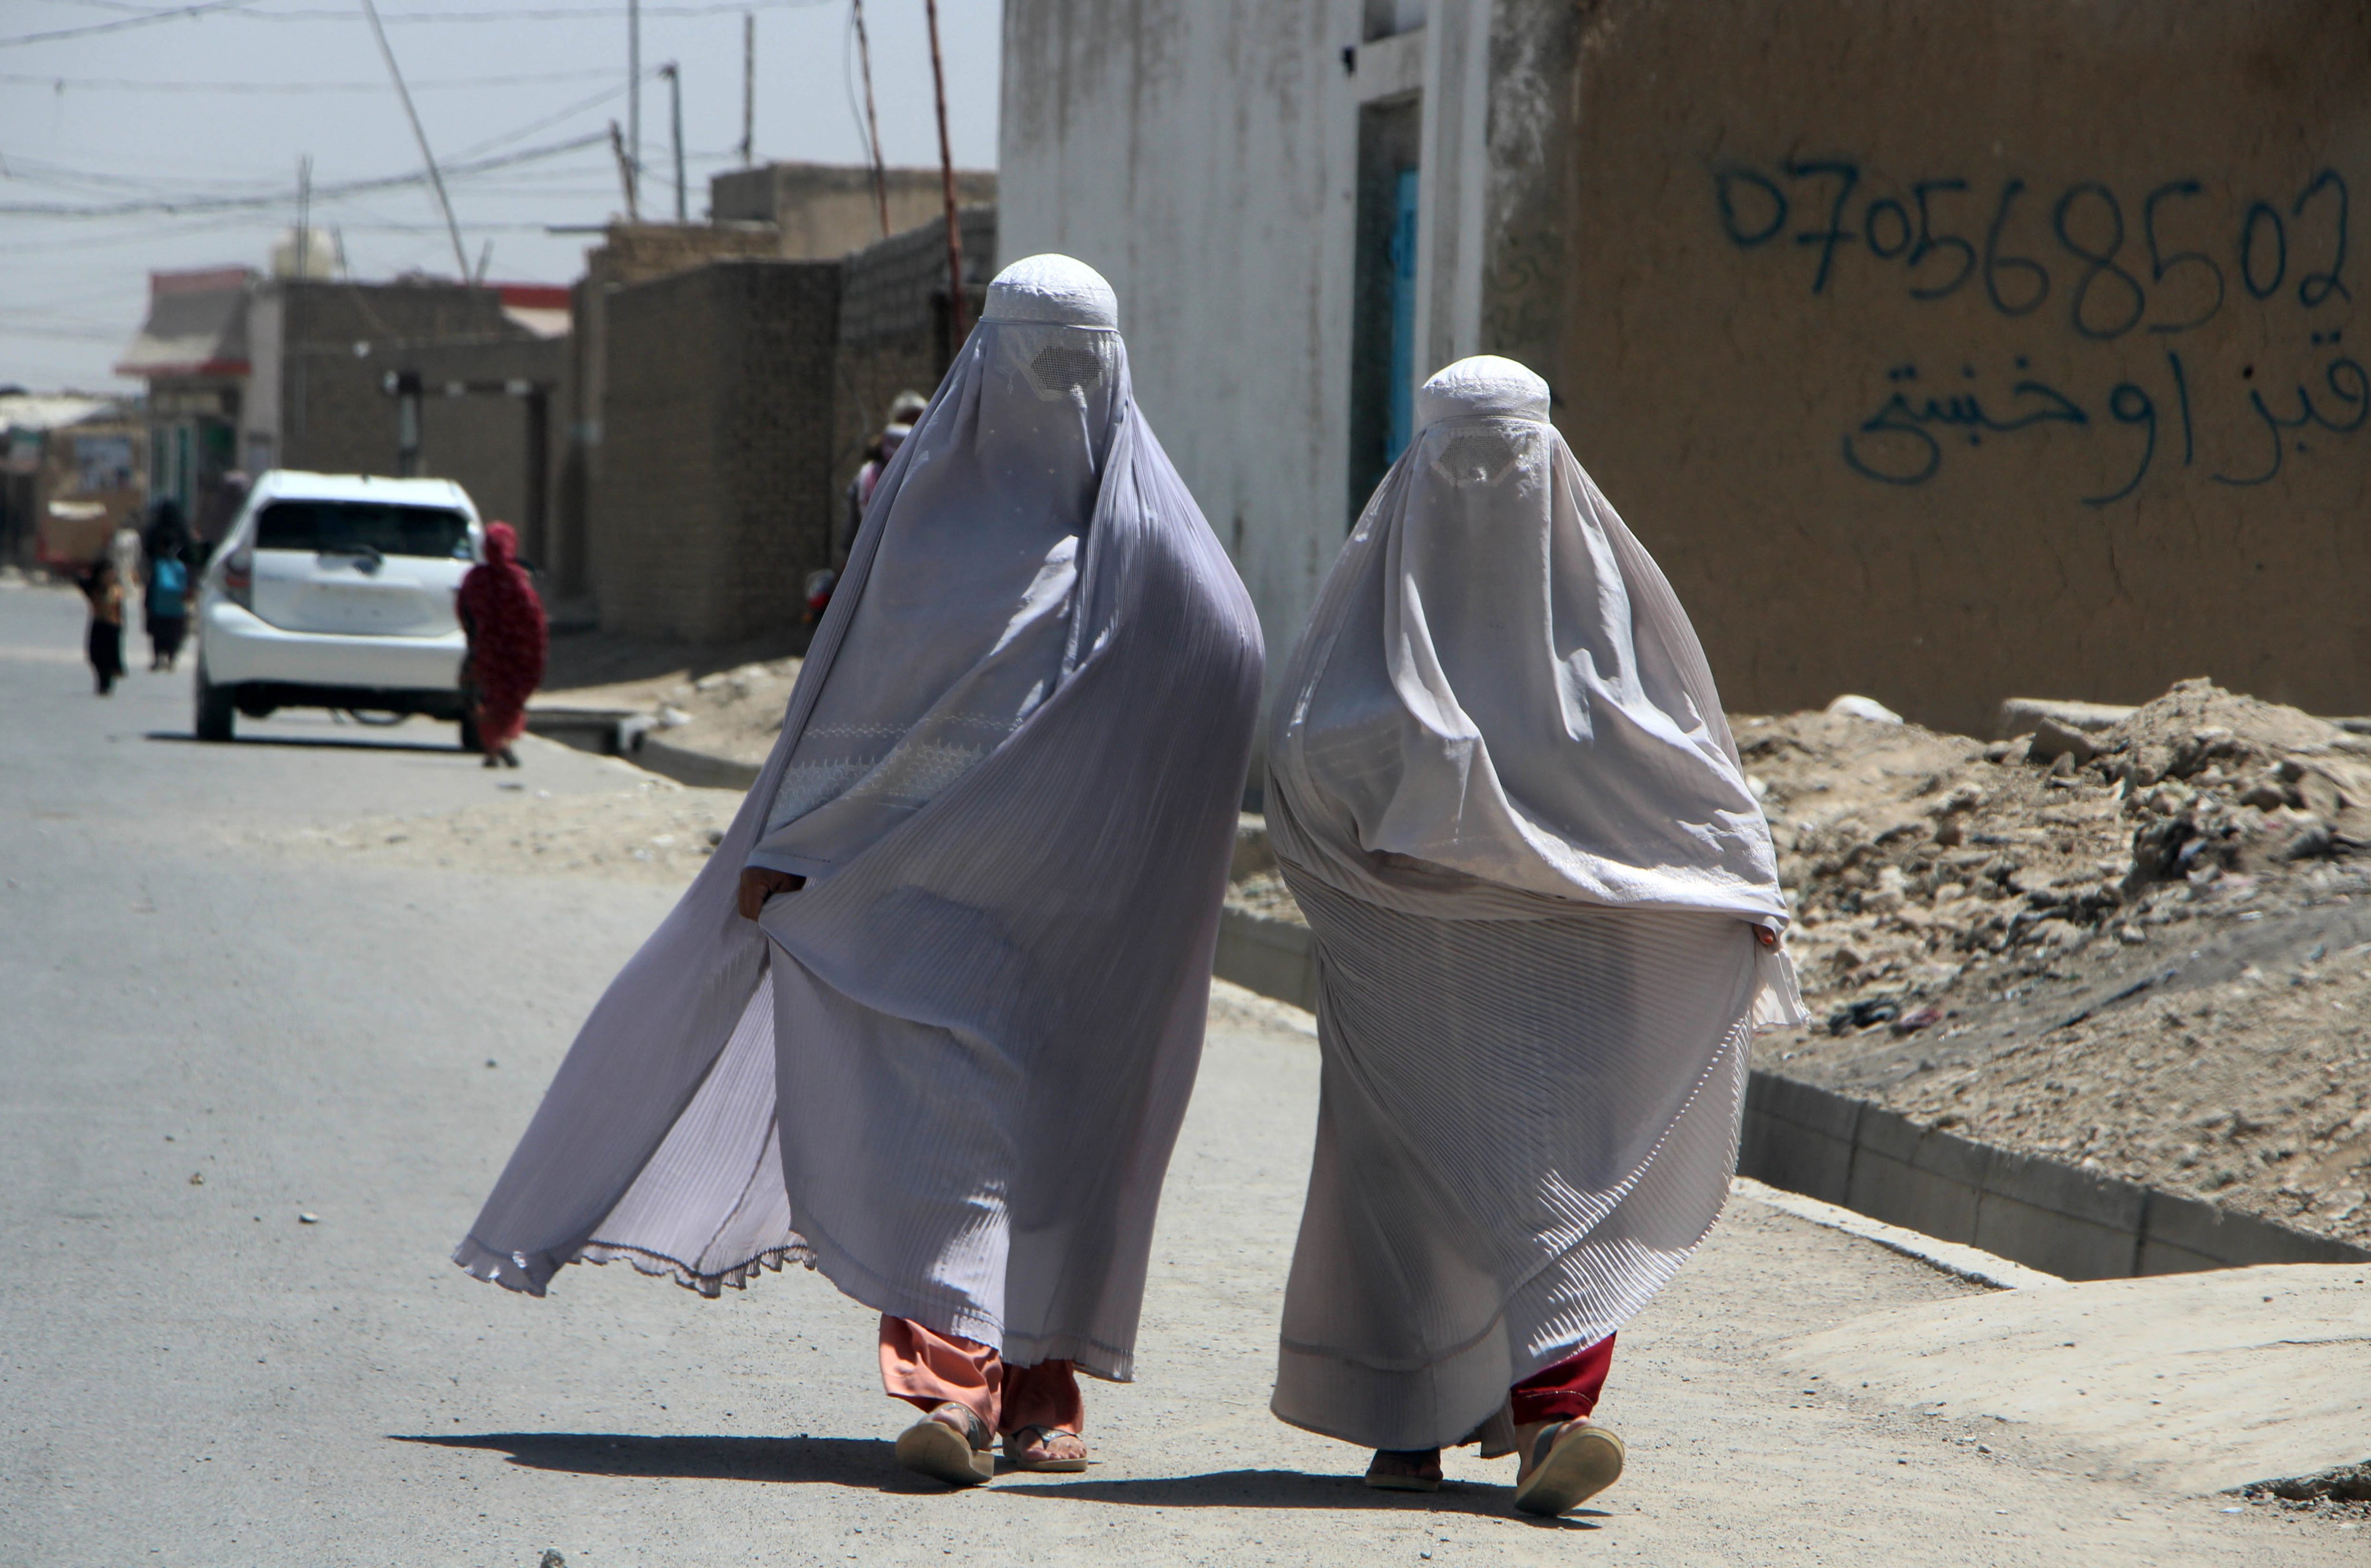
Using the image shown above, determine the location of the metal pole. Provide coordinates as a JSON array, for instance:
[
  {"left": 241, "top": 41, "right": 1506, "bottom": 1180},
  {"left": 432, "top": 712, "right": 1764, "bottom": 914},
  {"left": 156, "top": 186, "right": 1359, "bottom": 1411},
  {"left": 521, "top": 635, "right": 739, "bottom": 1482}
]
[
  {"left": 740, "top": 12, "right": 754, "bottom": 167},
  {"left": 627, "top": 0, "right": 641, "bottom": 207},
  {"left": 357, "top": 0, "right": 470, "bottom": 280},
  {"left": 852, "top": 0, "right": 889, "bottom": 239},
  {"left": 609, "top": 119, "right": 637, "bottom": 219},
  {"left": 294, "top": 153, "right": 311, "bottom": 279},
  {"left": 665, "top": 63, "right": 686, "bottom": 223},
  {"left": 924, "top": 0, "right": 965, "bottom": 345}
]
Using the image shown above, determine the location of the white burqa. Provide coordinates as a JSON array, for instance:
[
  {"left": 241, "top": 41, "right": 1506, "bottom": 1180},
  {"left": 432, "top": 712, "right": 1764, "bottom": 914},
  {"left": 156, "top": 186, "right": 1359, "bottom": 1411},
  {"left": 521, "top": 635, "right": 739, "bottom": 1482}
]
[
  {"left": 455, "top": 257, "right": 1265, "bottom": 1379},
  {"left": 1266, "top": 356, "right": 1803, "bottom": 1450}
]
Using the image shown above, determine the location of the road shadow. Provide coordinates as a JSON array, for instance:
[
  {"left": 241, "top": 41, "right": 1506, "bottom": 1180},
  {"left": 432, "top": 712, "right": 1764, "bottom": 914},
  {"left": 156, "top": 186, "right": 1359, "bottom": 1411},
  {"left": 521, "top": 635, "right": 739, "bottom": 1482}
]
[
  {"left": 992, "top": 1468, "right": 1602, "bottom": 1527},
  {"left": 395, "top": 1437, "right": 1602, "bottom": 1523},
  {"left": 393, "top": 1432, "right": 941, "bottom": 1492},
  {"left": 144, "top": 729, "right": 469, "bottom": 756}
]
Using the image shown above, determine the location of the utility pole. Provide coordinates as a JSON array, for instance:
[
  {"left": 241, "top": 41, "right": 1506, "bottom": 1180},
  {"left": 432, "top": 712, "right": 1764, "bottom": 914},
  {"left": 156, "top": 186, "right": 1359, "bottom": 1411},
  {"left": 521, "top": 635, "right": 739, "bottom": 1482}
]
[
  {"left": 852, "top": 0, "right": 889, "bottom": 239},
  {"left": 627, "top": 0, "right": 642, "bottom": 206},
  {"left": 357, "top": 0, "right": 470, "bottom": 281},
  {"left": 294, "top": 153, "right": 312, "bottom": 279},
  {"left": 925, "top": 0, "right": 965, "bottom": 344},
  {"left": 739, "top": 12, "right": 754, "bottom": 167},
  {"left": 609, "top": 119, "right": 638, "bottom": 220},
  {"left": 663, "top": 63, "right": 686, "bottom": 222}
]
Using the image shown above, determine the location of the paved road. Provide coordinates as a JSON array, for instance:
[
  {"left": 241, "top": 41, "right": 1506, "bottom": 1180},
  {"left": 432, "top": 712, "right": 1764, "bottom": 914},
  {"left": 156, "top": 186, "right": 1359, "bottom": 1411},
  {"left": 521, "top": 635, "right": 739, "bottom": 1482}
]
[{"left": 2, "top": 581, "right": 2357, "bottom": 1566}]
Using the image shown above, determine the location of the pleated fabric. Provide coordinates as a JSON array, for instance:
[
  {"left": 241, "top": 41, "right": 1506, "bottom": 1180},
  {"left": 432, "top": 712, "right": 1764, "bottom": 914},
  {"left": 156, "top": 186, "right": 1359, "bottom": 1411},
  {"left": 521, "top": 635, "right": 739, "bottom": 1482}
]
[
  {"left": 455, "top": 256, "right": 1265, "bottom": 1383},
  {"left": 1266, "top": 356, "right": 1802, "bottom": 1450}
]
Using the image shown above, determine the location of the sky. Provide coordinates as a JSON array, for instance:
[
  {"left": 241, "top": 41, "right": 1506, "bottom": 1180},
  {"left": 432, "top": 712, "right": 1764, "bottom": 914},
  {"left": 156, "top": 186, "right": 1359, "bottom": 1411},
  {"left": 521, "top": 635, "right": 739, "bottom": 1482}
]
[{"left": 0, "top": 0, "right": 1003, "bottom": 392}]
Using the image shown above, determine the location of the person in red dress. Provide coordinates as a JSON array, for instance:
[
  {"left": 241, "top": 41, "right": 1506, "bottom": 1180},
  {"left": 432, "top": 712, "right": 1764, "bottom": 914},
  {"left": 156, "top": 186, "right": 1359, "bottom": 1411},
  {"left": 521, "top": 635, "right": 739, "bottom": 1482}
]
[{"left": 455, "top": 522, "right": 546, "bottom": 768}]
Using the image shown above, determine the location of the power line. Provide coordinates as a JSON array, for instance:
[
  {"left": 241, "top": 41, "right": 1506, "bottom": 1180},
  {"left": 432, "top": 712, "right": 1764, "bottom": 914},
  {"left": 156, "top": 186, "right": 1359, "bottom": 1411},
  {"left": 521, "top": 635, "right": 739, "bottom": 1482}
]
[
  {"left": 3, "top": 0, "right": 840, "bottom": 42},
  {"left": 0, "top": 131, "right": 607, "bottom": 218},
  {"left": 0, "top": 0, "right": 246, "bottom": 50},
  {"left": 0, "top": 66, "right": 631, "bottom": 93}
]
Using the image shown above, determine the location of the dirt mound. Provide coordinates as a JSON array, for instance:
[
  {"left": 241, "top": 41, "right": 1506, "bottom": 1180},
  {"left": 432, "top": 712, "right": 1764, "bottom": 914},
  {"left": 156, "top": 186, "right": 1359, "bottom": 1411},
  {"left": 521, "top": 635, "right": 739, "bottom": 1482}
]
[{"left": 1743, "top": 679, "right": 2371, "bottom": 1019}]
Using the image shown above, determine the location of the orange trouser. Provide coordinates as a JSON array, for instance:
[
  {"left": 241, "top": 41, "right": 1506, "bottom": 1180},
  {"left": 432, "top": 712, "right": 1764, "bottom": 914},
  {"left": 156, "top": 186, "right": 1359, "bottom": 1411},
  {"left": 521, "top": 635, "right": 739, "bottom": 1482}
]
[{"left": 878, "top": 1314, "right": 1084, "bottom": 1437}]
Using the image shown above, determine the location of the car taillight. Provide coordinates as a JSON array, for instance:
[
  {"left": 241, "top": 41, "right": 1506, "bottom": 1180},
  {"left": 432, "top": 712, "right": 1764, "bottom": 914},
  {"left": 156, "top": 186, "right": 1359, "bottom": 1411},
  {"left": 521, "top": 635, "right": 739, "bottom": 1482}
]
[{"left": 220, "top": 545, "right": 253, "bottom": 609}]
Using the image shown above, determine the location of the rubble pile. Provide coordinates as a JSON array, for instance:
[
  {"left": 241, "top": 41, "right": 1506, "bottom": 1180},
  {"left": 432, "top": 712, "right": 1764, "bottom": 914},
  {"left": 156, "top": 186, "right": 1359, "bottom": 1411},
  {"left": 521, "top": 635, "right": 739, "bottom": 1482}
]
[
  {"left": 1748, "top": 679, "right": 2371, "bottom": 1020},
  {"left": 648, "top": 657, "right": 804, "bottom": 765}
]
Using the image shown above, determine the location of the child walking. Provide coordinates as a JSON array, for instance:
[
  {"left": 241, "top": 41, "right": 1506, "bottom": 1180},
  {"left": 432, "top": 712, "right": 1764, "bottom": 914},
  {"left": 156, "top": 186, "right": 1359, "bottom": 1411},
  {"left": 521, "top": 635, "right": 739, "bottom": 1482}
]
[{"left": 83, "top": 559, "right": 126, "bottom": 696}]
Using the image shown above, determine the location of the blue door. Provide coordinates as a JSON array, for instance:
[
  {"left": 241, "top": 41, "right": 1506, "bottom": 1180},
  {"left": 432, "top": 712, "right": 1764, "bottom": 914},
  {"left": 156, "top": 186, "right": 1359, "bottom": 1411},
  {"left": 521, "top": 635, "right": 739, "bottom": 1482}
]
[{"left": 1386, "top": 166, "right": 1420, "bottom": 464}]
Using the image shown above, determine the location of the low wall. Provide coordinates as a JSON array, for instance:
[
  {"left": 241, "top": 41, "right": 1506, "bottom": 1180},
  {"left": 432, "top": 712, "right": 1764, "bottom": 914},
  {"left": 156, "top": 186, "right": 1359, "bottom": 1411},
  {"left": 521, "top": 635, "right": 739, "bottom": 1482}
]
[{"left": 1743, "top": 1072, "right": 2368, "bottom": 1279}]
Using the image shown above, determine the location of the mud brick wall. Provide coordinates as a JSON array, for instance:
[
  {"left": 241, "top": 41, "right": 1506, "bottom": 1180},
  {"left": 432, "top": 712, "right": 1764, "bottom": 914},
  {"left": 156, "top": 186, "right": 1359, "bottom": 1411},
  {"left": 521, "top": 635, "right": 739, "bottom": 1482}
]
[
  {"left": 1486, "top": 0, "right": 2371, "bottom": 734},
  {"left": 591, "top": 259, "right": 842, "bottom": 641},
  {"left": 830, "top": 206, "right": 995, "bottom": 520}
]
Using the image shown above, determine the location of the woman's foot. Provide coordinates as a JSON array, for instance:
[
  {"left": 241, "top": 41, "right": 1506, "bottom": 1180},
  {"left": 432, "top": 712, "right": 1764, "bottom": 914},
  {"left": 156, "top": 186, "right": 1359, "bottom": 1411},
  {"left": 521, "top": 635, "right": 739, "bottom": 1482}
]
[
  {"left": 1511, "top": 1419, "right": 1624, "bottom": 1516},
  {"left": 1363, "top": 1448, "right": 1443, "bottom": 1492},
  {"left": 1002, "top": 1424, "right": 1089, "bottom": 1473},
  {"left": 894, "top": 1401, "right": 994, "bottom": 1488},
  {"left": 500, "top": 746, "right": 521, "bottom": 768},
  {"left": 481, "top": 754, "right": 500, "bottom": 768}
]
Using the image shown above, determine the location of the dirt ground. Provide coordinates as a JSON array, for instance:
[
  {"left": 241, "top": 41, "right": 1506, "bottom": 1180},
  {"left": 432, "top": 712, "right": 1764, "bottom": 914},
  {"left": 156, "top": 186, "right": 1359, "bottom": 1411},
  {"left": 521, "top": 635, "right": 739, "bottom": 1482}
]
[
  {"left": 538, "top": 628, "right": 805, "bottom": 767},
  {"left": 1236, "top": 680, "right": 2371, "bottom": 1251},
  {"left": 263, "top": 770, "right": 746, "bottom": 885}
]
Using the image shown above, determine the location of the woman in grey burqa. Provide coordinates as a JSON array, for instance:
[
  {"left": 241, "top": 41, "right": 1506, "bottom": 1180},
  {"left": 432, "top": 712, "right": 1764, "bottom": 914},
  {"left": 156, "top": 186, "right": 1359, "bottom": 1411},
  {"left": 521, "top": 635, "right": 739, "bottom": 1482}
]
[
  {"left": 1264, "top": 356, "right": 1801, "bottom": 1515},
  {"left": 456, "top": 255, "right": 1263, "bottom": 1486}
]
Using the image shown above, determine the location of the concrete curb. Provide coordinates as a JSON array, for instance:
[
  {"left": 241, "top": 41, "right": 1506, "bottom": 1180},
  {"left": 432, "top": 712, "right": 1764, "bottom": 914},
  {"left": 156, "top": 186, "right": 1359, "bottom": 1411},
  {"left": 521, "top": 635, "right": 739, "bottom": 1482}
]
[
  {"left": 1730, "top": 1175, "right": 2064, "bottom": 1290},
  {"left": 1740, "top": 1071, "right": 2370, "bottom": 1278},
  {"left": 631, "top": 734, "right": 761, "bottom": 792}
]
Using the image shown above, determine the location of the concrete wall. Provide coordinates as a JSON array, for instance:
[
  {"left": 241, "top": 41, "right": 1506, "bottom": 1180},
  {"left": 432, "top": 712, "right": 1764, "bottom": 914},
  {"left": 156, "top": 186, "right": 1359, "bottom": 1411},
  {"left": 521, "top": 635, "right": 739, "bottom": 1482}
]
[
  {"left": 832, "top": 206, "right": 996, "bottom": 513},
  {"left": 1492, "top": 0, "right": 2371, "bottom": 735},
  {"left": 559, "top": 224, "right": 790, "bottom": 599},
  {"left": 590, "top": 259, "right": 842, "bottom": 642},
  {"left": 711, "top": 162, "right": 996, "bottom": 259},
  {"left": 258, "top": 281, "right": 562, "bottom": 557},
  {"left": 999, "top": 0, "right": 1362, "bottom": 725},
  {"left": 1002, "top": 0, "right": 2371, "bottom": 739}
]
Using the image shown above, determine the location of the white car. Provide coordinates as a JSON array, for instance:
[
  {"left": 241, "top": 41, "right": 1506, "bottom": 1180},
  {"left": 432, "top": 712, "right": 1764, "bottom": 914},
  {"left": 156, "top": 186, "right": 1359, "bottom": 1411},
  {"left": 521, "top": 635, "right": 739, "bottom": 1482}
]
[{"left": 193, "top": 470, "right": 485, "bottom": 746}]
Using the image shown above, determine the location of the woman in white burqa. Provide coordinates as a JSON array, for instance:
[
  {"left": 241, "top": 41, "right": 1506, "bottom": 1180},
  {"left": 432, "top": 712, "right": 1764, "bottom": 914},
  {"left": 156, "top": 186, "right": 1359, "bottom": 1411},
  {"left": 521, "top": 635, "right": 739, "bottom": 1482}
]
[
  {"left": 1265, "top": 356, "right": 1800, "bottom": 1515},
  {"left": 455, "top": 256, "right": 1263, "bottom": 1486}
]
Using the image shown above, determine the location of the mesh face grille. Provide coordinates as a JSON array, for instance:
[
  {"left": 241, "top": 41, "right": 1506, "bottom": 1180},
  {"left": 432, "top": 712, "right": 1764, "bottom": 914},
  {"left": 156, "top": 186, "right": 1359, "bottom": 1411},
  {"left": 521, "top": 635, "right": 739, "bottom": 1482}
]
[
  {"left": 1029, "top": 342, "right": 1108, "bottom": 396},
  {"left": 1431, "top": 431, "right": 1527, "bottom": 488}
]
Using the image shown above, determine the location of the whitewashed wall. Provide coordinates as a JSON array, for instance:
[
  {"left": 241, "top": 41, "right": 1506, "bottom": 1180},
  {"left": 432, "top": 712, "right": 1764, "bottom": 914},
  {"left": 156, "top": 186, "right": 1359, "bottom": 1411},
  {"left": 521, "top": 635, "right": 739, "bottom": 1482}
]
[{"left": 998, "top": 0, "right": 1495, "bottom": 748}]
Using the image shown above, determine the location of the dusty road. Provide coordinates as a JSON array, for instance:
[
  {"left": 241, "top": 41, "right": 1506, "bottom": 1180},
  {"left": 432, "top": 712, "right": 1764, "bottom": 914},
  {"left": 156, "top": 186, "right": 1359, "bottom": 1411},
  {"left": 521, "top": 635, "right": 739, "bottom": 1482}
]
[{"left": 2, "top": 581, "right": 2357, "bottom": 1566}]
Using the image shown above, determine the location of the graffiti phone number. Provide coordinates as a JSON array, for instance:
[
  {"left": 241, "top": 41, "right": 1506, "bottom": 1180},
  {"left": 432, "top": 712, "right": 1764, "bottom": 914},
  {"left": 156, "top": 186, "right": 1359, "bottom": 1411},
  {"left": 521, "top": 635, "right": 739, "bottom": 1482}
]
[{"left": 1713, "top": 160, "right": 2350, "bottom": 336}]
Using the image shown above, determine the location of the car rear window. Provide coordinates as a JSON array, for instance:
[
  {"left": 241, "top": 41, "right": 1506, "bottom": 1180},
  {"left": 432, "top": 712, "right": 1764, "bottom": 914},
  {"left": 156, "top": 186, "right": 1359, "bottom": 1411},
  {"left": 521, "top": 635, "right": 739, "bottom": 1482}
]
[{"left": 254, "top": 500, "right": 472, "bottom": 560}]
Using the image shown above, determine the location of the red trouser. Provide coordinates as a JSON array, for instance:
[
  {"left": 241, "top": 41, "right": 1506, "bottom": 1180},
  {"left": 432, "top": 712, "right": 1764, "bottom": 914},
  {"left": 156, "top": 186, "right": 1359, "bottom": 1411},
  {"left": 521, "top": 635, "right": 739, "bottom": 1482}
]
[
  {"left": 1507, "top": 1333, "right": 1616, "bottom": 1426},
  {"left": 877, "top": 1315, "right": 1085, "bottom": 1437}
]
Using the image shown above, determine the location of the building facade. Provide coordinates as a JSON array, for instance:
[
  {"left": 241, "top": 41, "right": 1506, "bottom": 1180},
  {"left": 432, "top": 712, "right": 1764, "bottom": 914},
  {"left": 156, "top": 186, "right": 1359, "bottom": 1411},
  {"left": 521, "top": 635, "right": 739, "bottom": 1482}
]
[{"left": 1000, "top": 0, "right": 2371, "bottom": 735}]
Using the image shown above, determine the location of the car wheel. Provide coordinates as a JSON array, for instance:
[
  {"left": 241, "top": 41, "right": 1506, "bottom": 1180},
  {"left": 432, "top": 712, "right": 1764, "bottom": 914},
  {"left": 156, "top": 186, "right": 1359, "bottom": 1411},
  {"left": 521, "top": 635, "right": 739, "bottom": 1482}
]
[
  {"left": 457, "top": 711, "right": 483, "bottom": 755},
  {"left": 194, "top": 666, "right": 234, "bottom": 742}
]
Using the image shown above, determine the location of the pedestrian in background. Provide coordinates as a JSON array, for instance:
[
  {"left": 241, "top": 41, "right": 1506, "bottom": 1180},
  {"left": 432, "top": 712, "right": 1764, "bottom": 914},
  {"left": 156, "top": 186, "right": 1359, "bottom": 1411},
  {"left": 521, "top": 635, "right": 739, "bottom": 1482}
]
[
  {"left": 455, "top": 256, "right": 1262, "bottom": 1490},
  {"left": 1263, "top": 357, "right": 1801, "bottom": 1516},
  {"left": 835, "top": 388, "right": 929, "bottom": 567},
  {"left": 454, "top": 521, "right": 545, "bottom": 769},
  {"left": 82, "top": 558, "right": 126, "bottom": 697},
  {"left": 142, "top": 500, "right": 192, "bottom": 672}
]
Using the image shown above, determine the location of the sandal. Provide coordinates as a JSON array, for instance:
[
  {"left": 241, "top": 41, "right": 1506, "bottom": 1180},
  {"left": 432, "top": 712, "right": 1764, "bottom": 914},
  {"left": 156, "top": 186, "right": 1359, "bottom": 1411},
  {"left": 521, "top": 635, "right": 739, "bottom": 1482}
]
[
  {"left": 1512, "top": 1420, "right": 1624, "bottom": 1516},
  {"left": 895, "top": 1401, "right": 995, "bottom": 1487},
  {"left": 1364, "top": 1448, "right": 1443, "bottom": 1492},
  {"left": 1002, "top": 1423, "right": 1089, "bottom": 1473}
]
